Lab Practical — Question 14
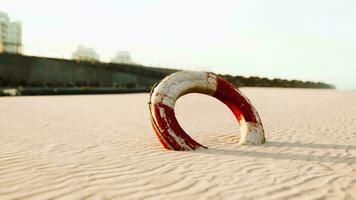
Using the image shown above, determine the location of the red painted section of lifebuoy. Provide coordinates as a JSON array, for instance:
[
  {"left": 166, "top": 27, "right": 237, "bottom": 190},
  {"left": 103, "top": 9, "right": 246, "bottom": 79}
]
[
  {"left": 213, "top": 76, "right": 258, "bottom": 123},
  {"left": 151, "top": 103, "right": 206, "bottom": 150},
  {"left": 150, "top": 118, "right": 172, "bottom": 150}
]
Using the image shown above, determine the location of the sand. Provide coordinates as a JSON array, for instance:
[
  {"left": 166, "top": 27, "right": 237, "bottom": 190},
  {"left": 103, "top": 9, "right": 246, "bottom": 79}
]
[{"left": 0, "top": 88, "right": 356, "bottom": 200}]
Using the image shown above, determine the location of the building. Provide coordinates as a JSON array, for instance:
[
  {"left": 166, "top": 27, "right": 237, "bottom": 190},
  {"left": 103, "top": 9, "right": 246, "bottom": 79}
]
[
  {"left": 111, "top": 51, "right": 133, "bottom": 64},
  {"left": 72, "top": 45, "right": 100, "bottom": 62},
  {"left": 0, "top": 11, "right": 22, "bottom": 54}
]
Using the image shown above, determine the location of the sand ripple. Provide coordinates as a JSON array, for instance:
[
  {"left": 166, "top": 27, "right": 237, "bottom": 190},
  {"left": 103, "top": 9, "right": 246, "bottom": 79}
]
[{"left": 1, "top": 88, "right": 356, "bottom": 199}]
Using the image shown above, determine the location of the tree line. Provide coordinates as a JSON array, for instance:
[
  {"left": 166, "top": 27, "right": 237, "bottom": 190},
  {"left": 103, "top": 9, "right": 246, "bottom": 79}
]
[{"left": 219, "top": 74, "right": 334, "bottom": 89}]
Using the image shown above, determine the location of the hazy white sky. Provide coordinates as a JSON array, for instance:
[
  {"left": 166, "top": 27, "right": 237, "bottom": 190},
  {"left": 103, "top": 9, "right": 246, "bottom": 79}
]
[{"left": 1, "top": 0, "right": 355, "bottom": 89}]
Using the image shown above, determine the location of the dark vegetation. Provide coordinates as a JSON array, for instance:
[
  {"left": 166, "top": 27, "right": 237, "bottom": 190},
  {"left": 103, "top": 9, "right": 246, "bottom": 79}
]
[{"left": 220, "top": 74, "right": 334, "bottom": 89}]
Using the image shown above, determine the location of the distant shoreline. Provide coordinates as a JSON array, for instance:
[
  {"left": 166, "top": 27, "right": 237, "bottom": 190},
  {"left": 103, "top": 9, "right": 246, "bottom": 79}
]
[
  {"left": 0, "top": 53, "right": 335, "bottom": 95},
  {"left": 0, "top": 87, "right": 150, "bottom": 96},
  {"left": 0, "top": 86, "right": 336, "bottom": 97}
]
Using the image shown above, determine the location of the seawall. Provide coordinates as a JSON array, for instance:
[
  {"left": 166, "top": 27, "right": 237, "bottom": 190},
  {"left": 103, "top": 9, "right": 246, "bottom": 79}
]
[{"left": 0, "top": 53, "right": 173, "bottom": 88}]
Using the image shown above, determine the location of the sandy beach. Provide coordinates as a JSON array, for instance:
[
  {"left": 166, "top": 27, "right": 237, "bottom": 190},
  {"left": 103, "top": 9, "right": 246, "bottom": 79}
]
[{"left": 1, "top": 88, "right": 356, "bottom": 200}]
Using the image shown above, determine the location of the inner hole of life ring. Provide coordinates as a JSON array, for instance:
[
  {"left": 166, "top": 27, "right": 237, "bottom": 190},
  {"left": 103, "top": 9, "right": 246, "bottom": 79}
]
[{"left": 174, "top": 93, "right": 242, "bottom": 148}]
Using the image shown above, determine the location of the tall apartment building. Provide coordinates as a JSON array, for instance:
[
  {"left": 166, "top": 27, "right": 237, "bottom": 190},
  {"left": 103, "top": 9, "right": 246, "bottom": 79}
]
[
  {"left": 0, "top": 11, "right": 22, "bottom": 54},
  {"left": 72, "top": 45, "right": 100, "bottom": 62}
]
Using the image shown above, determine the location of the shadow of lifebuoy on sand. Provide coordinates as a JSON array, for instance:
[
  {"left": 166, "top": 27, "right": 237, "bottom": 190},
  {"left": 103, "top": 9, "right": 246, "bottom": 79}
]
[{"left": 191, "top": 141, "right": 356, "bottom": 164}]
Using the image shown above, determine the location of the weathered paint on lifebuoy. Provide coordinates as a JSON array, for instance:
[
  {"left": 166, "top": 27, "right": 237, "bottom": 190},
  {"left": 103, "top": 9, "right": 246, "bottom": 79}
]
[{"left": 149, "top": 71, "right": 265, "bottom": 151}]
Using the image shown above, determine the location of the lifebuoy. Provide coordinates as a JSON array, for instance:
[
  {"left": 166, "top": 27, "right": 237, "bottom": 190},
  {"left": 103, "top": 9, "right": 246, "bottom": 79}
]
[{"left": 149, "top": 71, "right": 265, "bottom": 151}]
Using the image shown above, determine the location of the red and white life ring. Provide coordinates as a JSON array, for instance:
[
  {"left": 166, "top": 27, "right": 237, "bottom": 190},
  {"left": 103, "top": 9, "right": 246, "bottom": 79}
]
[{"left": 149, "top": 71, "right": 265, "bottom": 151}]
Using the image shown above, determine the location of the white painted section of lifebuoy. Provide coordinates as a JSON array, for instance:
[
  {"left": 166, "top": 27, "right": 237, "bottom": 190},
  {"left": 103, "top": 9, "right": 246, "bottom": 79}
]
[
  {"left": 238, "top": 117, "right": 265, "bottom": 145},
  {"left": 151, "top": 71, "right": 217, "bottom": 108}
]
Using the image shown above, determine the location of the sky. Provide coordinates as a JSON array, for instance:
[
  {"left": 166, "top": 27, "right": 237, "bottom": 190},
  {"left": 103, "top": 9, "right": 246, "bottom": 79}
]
[{"left": 0, "top": 0, "right": 355, "bottom": 89}]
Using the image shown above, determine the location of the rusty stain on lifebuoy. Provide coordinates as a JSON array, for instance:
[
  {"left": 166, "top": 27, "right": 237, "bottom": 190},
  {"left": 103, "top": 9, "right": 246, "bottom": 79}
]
[{"left": 148, "top": 71, "right": 265, "bottom": 151}]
